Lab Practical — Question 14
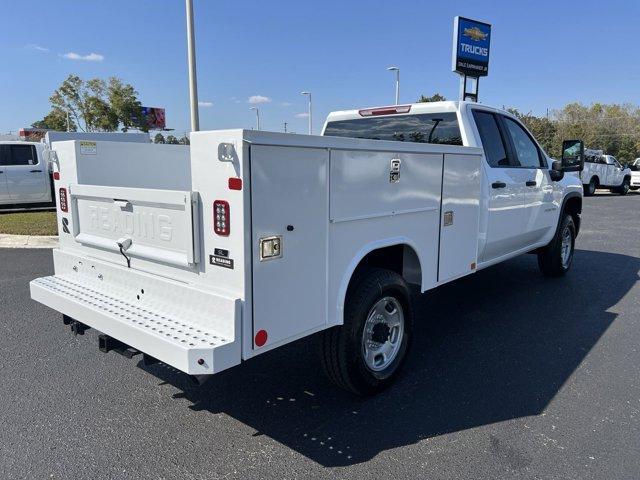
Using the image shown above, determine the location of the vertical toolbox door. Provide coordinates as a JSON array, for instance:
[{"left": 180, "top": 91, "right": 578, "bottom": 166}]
[{"left": 250, "top": 145, "right": 329, "bottom": 350}]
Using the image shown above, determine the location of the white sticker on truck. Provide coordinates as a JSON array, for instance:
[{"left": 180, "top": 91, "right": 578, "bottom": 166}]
[{"left": 79, "top": 141, "right": 97, "bottom": 155}]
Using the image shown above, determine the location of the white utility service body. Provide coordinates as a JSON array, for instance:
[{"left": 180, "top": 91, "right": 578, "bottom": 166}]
[
  {"left": 0, "top": 132, "right": 149, "bottom": 207},
  {"left": 629, "top": 158, "right": 640, "bottom": 190},
  {"left": 31, "top": 101, "right": 583, "bottom": 392}
]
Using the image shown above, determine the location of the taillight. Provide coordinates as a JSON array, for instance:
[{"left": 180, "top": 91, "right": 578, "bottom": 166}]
[
  {"left": 59, "top": 188, "right": 68, "bottom": 212},
  {"left": 214, "top": 200, "right": 230, "bottom": 236},
  {"left": 358, "top": 105, "right": 412, "bottom": 116}
]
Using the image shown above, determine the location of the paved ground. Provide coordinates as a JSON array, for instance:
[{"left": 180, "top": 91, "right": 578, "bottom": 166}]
[{"left": 1, "top": 193, "right": 639, "bottom": 480}]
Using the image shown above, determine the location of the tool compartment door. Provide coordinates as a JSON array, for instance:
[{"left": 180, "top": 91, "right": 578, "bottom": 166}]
[
  {"left": 438, "top": 153, "right": 482, "bottom": 283},
  {"left": 250, "top": 145, "right": 328, "bottom": 350}
]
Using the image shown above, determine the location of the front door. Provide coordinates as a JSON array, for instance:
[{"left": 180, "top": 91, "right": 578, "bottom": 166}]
[
  {"left": 5, "top": 144, "right": 48, "bottom": 203},
  {"left": 501, "top": 116, "right": 556, "bottom": 245},
  {"left": 472, "top": 110, "right": 527, "bottom": 262}
]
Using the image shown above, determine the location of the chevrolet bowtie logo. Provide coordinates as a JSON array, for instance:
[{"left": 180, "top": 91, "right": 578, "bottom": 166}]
[{"left": 463, "top": 27, "right": 488, "bottom": 42}]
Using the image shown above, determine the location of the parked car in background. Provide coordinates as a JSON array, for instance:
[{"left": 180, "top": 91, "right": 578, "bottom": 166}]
[
  {"left": 581, "top": 149, "right": 632, "bottom": 195},
  {"left": 0, "top": 132, "right": 150, "bottom": 209},
  {"left": 629, "top": 158, "right": 640, "bottom": 191}
]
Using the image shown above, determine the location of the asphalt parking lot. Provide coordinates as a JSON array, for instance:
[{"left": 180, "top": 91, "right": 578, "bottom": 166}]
[{"left": 1, "top": 192, "right": 639, "bottom": 480}]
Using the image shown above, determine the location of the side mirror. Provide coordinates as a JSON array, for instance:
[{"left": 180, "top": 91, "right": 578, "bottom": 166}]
[
  {"left": 550, "top": 160, "right": 564, "bottom": 181},
  {"left": 561, "top": 139, "right": 584, "bottom": 172}
]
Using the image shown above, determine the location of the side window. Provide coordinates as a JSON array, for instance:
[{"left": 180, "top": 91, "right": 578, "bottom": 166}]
[
  {"left": 503, "top": 118, "right": 542, "bottom": 168},
  {"left": 472, "top": 111, "right": 509, "bottom": 167},
  {"left": 8, "top": 145, "right": 38, "bottom": 166}
]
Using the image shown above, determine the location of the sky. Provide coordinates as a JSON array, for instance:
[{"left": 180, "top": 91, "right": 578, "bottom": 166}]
[{"left": 1, "top": 0, "right": 639, "bottom": 135}]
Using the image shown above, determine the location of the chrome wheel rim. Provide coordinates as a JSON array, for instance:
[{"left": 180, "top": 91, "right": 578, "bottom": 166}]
[
  {"left": 361, "top": 296, "right": 404, "bottom": 372},
  {"left": 560, "top": 226, "right": 573, "bottom": 268}
]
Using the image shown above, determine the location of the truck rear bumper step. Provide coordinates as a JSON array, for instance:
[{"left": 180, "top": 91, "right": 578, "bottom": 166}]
[{"left": 30, "top": 274, "right": 241, "bottom": 375}]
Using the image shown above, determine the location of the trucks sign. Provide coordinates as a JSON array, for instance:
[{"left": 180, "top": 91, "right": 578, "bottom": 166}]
[{"left": 452, "top": 16, "right": 491, "bottom": 77}]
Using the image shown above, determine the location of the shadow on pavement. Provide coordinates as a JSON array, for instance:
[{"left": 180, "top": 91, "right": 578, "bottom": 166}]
[{"left": 142, "top": 249, "right": 639, "bottom": 467}]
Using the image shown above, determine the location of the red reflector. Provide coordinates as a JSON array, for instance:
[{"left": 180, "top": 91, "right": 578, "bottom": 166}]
[
  {"left": 213, "top": 200, "right": 230, "bottom": 236},
  {"left": 59, "top": 188, "right": 68, "bottom": 212},
  {"left": 255, "top": 329, "right": 268, "bottom": 347},
  {"left": 53, "top": 172, "right": 60, "bottom": 180},
  {"left": 359, "top": 105, "right": 412, "bottom": 117},
  {"left": 228, "top": 177, "right": 242, "bottom": 190}
]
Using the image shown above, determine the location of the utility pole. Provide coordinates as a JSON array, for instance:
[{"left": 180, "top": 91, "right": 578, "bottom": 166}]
[
  {"left": 185, "top": 0, "right": 200, "bottom": 132},
  {"left": 283, "top": 122, "right": 288, "bottom": 133},
  {"left": 387, "top": 67, "right": 400, "bottom": 105},
  {"left": 301, "top": 91, "right": 312, "bottom": 135},
  {"left": 250, "top": 107, "right": 260, "bottom": 130}
]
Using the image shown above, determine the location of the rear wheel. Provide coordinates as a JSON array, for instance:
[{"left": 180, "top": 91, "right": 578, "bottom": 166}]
[
  {"left": 537, "top": 214, "right": 576, "bottom": 277},
  {"left": 584, "top": 177, "right": 597, "bottom": 196},
  {"left": 321, "top": 268, "right": 413, "bottom": 396}
]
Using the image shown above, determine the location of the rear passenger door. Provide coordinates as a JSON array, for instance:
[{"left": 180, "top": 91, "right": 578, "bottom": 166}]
[
  {"left": 501, "top": 116, "right": 556, "bottom": 246},
  {"left": 4, "top": 144, "right": 48, "bottom": 203},
  {"left": 472, "top": 110, "right": 528, "bottom": 262},
  {"left": 0, "top": 146, "right": 11, "bottom": 203}
]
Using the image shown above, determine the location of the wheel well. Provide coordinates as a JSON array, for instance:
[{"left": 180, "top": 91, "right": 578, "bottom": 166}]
[
  {"left": 563, "top": 196, "right": 582, "bottom": 235},
  {"left": 348, "top": 244, "right": 421, "bottom": 294},
  {"left": 592, "top": 176, "right": 599, "bottom": 185}
]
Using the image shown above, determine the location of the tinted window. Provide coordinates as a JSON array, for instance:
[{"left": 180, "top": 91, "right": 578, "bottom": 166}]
[
  {"left": 503, "top": 118, "right": 541, "bottom": 168},
  {"left": 6, "top": 145, "right": 38, "bottom": 166},
  {"left": 472, "top": 111, "right": 509, "bottom": 167},
  {"left": 324, "top": 112, "right": 462, "bottom": 145}
]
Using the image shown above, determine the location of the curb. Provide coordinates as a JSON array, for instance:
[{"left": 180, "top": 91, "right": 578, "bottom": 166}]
[{"left": 0, "top": 234, "right": 58, "bottom": 249}]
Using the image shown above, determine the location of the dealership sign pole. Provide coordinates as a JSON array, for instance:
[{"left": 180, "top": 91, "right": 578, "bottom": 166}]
[{"left": 452, "top": 16, "right": 491, "bottom": 102}]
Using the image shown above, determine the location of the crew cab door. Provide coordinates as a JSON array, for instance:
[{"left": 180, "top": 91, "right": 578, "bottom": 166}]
[
  {"left": 500, "top": 116, "right": 556, "bottom": 245},
  {"left": 472, "top": 110, "right": 528, "bottom": 262},
  {"left": 608, "top": 157, "right": 623, "bottom": 186},
  {"left": 0, "top": 146, "right": 10, "bottom": 203},
  {"left": 4, "top": 144, "right": 48, "bottom": 203}
]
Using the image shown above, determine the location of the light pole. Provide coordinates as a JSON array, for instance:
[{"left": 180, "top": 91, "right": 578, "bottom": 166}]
[
  {"left": 250, "top": 107, "right": 260, "bottom": 130},
  {"left": 185, "top": 0, "right": 200, "bottom": 132},
  {"left": 387, "top": 66, "right": 400, "bottom": 105},
  {"left": 301, "top": 91, "right": 312, "bottom": 135}
]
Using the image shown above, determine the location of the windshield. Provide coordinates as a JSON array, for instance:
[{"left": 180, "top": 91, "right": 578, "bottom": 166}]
[{"left": 323, "top": 112, "right": 463, "bottom": 145}]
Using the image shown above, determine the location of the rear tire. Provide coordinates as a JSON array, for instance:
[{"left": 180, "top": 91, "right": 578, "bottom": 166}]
[
  {"left": 537, "top": 214, "right": 576, "bottom": 277},
  {"left": 321, "top": 268, "right": 413, "bottom": 396},
  {"left": 584, "top": 177, "right": 597, "bottom": 196}
]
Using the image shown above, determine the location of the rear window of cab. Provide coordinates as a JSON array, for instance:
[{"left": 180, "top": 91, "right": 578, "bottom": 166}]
[{"left": 324, "top": 112, "right": 463, "bottom": 146}]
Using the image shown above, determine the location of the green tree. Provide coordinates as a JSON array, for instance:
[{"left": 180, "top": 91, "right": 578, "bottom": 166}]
[
  {"left": 178, "top": 135, "right": 190, "bottom": 145},
  {"left": 153, "top": 133, "right": 165, "bottom": 144},
  {"left": 108, "top": 77, "right": 145, "bottom": 132},
  {"left": 417, "top": 93, "right": 446, "bottom": 102},
  {"left": 31, "top": 108, "right": 76, "bottom": 132},
  {"left": 34, "top": 74, "right": 145, "bottom": 133},
  {"left": 165, "top": 134, "right": 179, "bottom": 145}
]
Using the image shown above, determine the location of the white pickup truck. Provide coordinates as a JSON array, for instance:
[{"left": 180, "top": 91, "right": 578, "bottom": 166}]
[
  {"left": 30, "top": 101, "right": 584, "bottom": 395},
  {"left": 581, "top": 150, "right": 632, "bottom": 196},
  {"left": 629, "top": 158, "right": 640, "bottom": 191},
  {"left": 0, "top": 132, "right": 149, "bottom": 208}
]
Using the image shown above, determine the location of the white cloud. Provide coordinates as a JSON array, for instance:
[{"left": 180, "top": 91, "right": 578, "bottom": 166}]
[
  {"left": 295, "top": 112, "right": 310, "bottom": 118},
  {"left": 280, "top": 102, "right": 293, "bottom": 107},
  {"left": 248, "top": 95, "right": 271, "bottom": 104},
  {"left": 61, "top": 52, "right": 104, "bottom": 62},
  {"left": 25, "top": 44, "right": 49, "bottom": 52},
  {"left": 198, "top": 101, "right": 214, "bottom": 107}
]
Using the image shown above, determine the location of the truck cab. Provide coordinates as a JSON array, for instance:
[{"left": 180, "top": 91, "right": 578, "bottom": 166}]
[
  {"left": 0, "top": 141, "right": 52, "bottom": 206},
  {"left": 323, "top": 101, "right": 583, "bottom": 268}
]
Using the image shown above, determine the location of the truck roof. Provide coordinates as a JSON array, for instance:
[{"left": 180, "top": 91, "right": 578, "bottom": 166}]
[{"left": 322, "top": 101, "right": 510, "bottom": 131}]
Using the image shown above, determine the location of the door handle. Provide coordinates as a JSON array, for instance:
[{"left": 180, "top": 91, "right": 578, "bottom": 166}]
[
  {"left": 491, "top": 181, "right": 506, "bottom": 189},
  {"left": 525, "top": 180, "right": 537, "bottom": 187},
  {"left": 30, "top": 169, "right": 42, "bottom": 173}
]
